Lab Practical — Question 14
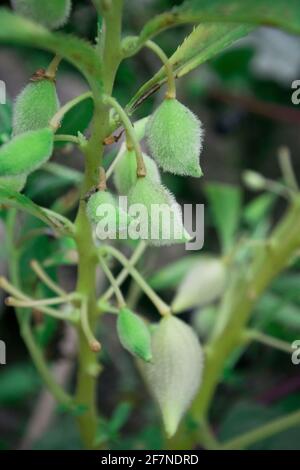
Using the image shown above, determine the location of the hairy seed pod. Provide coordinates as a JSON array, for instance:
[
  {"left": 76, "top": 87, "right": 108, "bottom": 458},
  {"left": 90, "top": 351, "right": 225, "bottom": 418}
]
[
  {"left": 138, "top": 315, "right": 204, "bottom": 437},
  {"left": 147, "top": 98, "right": 204, "bottom": 177},
  {"left": 114, "top": 150, "right": 161, "bottom": 195},
  {"left": 11, "top": 0, "right": 72, "bottom": 29},
  {"left": 117, "top": 308, "right": 152, "bottom": 362},
  {"left": 172, "top": 258, "right": 226, "bottom": 313},
  {"left": 13, "top": 78, "right": 59, "bottom": 136},
  {"left": 0, "top": 174, "right": 27, "bottom": 192},
  {"left": 0, "top": 128, "right": 54, "bottom": 176},
  {"left": 128, "top": 177, "right": 191, "bottom": 246},
  {"left": 86, "top": 190, "right": 129, "bottom": 239}
]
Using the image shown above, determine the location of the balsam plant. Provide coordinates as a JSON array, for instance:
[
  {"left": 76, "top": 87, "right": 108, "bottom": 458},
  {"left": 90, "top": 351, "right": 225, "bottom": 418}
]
[{"left": 0, "top": 0, "right": 300, "bottom": 451}]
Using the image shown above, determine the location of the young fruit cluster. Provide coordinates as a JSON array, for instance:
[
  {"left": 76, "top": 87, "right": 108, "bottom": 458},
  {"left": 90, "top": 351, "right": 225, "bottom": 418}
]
[
  {"left": 11, "top": 0, "right": 72, "bottom": 30},
  {"left": 0, "top": 74, "right": 58, "bottom": 192},
  {"left": 87, "top": 94, "right": 204, "bottom": 246}
]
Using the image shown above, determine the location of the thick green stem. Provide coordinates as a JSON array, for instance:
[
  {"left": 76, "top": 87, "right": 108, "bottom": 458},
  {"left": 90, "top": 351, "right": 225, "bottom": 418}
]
[{"left": 74, "top": 0, "right": 124, "bottom": 449}]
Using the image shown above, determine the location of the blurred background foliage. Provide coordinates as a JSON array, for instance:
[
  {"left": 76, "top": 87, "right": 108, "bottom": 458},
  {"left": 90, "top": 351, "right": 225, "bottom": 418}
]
[{"left": 0, "top": 0, "right": 300, "bottom": 450}]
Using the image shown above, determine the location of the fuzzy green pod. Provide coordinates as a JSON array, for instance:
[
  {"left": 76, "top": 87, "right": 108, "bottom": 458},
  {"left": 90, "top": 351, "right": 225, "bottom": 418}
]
[
  {"left": 11, "top": 0, "right": 72, "bottom": 29},
  {"left": 117, "top": 308, "right": 152, "bottom": 362},
  {"left": 147, "top": 98, "right": 203, "bottom": 177},
  {"left": 0, "top": 174, "right": 27, "bottom": 192},
  {"left": 13, "top": 78, "right": 59, "bottom": 136},
  {"left": 138, "top": 315, "right": 204, "bottom": 437},
  {"left": 114, "top": 150, "right": 161, "bottom": 195},
  {"left": 86, "top": 190, "right": 129, "bottom": 240},
  {"left": 128, "top": 177, "right": 191, "bottom": 246},
  {"left": 0, "top": 128, "right": 54, "bottom": 176},
  {"left": 171, "top": 258, "right": 227, "bottom": 313}
]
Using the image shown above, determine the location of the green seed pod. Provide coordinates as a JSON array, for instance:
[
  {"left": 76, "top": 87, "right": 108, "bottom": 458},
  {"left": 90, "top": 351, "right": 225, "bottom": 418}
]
[
  {"left": 11, "top": 0, "right": 72, "bottom": 29},
  {"left": 128, "top": 177, "right": 191, "bottom": 246},
  {"left": 0, "top": 174, "right": 27, "bottom": 192},
  {"left": 171, "top": 258, "right": 226, "bottom": 313},
  {"left": 243, "top": 170, "right": 267, "bottom": 191},
  {"left": 138, "top": 315, "right": 204, "bottom": 437},
  {"left": 117, "top": 308, "right": 152, "bottom": 362},
  {"left": 86, "top": 190, "right": 129, "bottom": 239},
  {"left": 13, "top": 78, "right": 59, "bottom": 136},
  {"left": 147, "top": 98, "right": 203, "bottom": 177},
  {"left": 0, "top": 128, "right": 54, "bottom": 176},
  {"left": 114, "top": 150, "right": 161, "bottom": 195}
]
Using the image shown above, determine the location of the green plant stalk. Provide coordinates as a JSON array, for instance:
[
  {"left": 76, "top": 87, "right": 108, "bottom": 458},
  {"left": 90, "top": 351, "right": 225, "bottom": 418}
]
[
  {"left": 170, "top": 197, "right": 300, "bottom": 450},
  {"left": 73, "top": 0, "right": 123, "bottom": 449},
  {"left": 219, "top": 409, "right": 300, "bottom": 450},
  {"left": 100, "top": 245, "right": 171, "bottom": 316},
  {"left": 6, "top": 210, "right": 74, "bottom": 410}
]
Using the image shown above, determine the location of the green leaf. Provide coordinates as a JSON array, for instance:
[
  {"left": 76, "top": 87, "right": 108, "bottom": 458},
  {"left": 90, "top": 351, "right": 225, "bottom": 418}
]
[
  {"left": 127, "top": 24, "right": 251, "bottom": 113},
  {"left": 139, "top": 0, "right": 300, "bottom": 43},
  {"left": 0, "top": 8, "right": 102, "bottom": 91},
  {"left": 0, "top": 364, "right": 40, "bottom": 405},
  {"left": 148, "top": 255, "right": 202, "bottom": 291},
  {"left": 205, "top": 182, "right": 242, "bottom": 253},
  {"left": 243, "top": 193, "right": 276, "bottom": 227},
  {"left": 0, "top": 187, "right": 74, "bottom": 236}
]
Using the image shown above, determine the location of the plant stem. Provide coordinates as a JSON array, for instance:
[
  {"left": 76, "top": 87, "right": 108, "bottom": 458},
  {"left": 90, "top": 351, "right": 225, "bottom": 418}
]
[
  {"left": 74, "top": 0, "right": 124, "bottom": 449},
  {"left": 243, "top": 329, "right": 294, "bottom": 354},
  {"left": 171, "top": 197, "right": 300, "bottom": 450},
  {"left": 99, "top": 256, "right": 126, "bottom": 308},
  {"left": 102, "top": 95, "right": 146, "bottom": 177},
  {"left": 102, "top": 241, "right": 146, "bottom": 301},
  {"left": 100, "top": 245, "right": 171, "bottom": 316},
  {"left": 220, "top": 409, "right": 300, "bottom": 450},
  {"left": 30, "top": 260, "right": 67, "bottom": 296},
  {"left": 54, "top": 134, "right": 80, "bottom": 145},
  {"left": 145, "top": 40, "right": 176, "bottom": 99},
  {"left": 5, "top": 210, "right": 74, "bottom": 410},
  {"left": 46, "top": 55, "right": 62, "bottom": 80}
]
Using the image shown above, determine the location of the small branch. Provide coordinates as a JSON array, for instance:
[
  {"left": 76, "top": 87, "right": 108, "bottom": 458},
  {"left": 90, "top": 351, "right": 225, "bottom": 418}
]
[
  {"left": 145, "top": 40, "right": 176, "bottom": 99},
  {"left": 99, "top": 245, "right": 171, "bottom": 316},
  {"left": 99, "top": 256, "right": 125, "bottom": 308},
  {"left": 30, "top": 260, "right": 67, "bottom": 297},
  {"left": 80, "top": 297, "right": 102, "bottom": 353},
  {"left": 220, "top": 409, "right": 300, "bottom": 450},
  {"left": 102, "top": 95, "right": 146, "bottom": 177},
  {"left": 54, "top": 134, "right": 80, "bottom": 145},
  {"left": 244, "top": 329, "right": 294, "bottom": 355},
  {"left": 101, "top": 241, "right": 146, "bottom": 301}
]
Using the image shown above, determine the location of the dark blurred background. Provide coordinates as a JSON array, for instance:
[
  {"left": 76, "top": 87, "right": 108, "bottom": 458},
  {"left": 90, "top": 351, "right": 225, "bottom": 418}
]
[{"left": 0, "top": 0, "right": 300, "bottom": 450}]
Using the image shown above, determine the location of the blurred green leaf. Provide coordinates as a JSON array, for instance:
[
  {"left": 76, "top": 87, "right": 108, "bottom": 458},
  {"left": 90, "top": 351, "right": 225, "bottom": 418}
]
[
  {"left": 148, "top": 255, "right": 201, "bottom": 291},
  {"left": 56, "top": 97, "right": 94, "bottom": 143},
  {"left": 0, "top": 9, "right": 102, "bottom": 87},
  {"left": 243, "top": 193, "right": 276, "bottom": 228},
  {"left": 127, "top": 24, "right": 251, "bottom": 113},
  {"left": 0, "top": 364, "right": 40, "bottom": 405},
  {"left": 0, "top": 187, "right": 74, "bottom": 236},
  {"left": 205, "top": 182, "right": 242, "bottom": 253}
]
